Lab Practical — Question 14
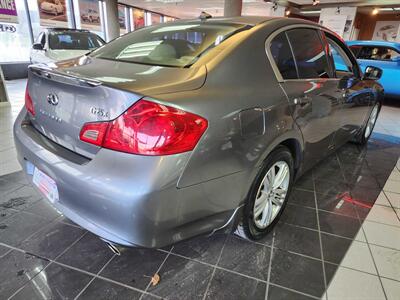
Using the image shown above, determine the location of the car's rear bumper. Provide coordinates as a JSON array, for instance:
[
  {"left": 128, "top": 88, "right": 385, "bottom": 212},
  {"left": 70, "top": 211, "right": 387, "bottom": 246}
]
[{"left": 14, "top": 109, "right": 244, "bottom": 248}]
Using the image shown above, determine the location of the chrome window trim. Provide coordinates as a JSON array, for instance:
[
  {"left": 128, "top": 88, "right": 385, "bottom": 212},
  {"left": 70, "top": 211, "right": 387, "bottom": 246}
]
[{"left": 265, "top": 24, "right": 334, "bottom": 83}]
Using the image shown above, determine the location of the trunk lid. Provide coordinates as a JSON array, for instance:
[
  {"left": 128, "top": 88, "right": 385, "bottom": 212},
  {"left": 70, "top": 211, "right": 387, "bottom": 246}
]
[{"left": 27, "top": 60, "right": 206, "bottom": 158}]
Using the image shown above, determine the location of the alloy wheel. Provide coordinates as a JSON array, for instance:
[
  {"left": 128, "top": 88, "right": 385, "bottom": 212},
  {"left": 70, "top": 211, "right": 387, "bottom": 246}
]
[
  {"left": 364, "top": 104, "right": 379, "bottom": 139},
  {"left": 253, "top": 161, "right": 290, "bottom": 229}
]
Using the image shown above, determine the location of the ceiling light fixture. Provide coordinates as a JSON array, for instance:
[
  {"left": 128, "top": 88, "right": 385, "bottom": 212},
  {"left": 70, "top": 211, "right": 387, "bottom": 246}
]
[
  {"left": 336, "top": 7, "right": 341, "bottom": 14},
  {"left": 272, "top": 2, "right": 278, "bottom": 11},
  {"left": 312, "top": 0, "right": 320, "bottom": 6},
  {"left": 372, "top": 8, "right": 379, "bottom": 15},
  {"left": 301, "top": 10, "right": 321, "bottom": 14},
  {"left": 285, "top": 9, "right": 291, "bottom": 16}
]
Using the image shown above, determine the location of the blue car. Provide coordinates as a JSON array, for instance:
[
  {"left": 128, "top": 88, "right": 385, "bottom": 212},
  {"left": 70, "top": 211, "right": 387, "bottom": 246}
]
[{"left": 346, "top": 40, "right": 400, "bottom": 98}]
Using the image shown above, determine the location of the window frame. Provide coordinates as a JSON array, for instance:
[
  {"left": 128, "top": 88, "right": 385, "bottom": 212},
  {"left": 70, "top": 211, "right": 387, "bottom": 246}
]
[{"left": 265, "top": 24, "right": 358, "bottom": 82}]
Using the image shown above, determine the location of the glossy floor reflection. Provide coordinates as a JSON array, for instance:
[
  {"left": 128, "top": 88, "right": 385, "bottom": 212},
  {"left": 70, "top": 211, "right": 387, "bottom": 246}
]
[{"left": 0, "top": 80, "right": 399, "bottom": 299}]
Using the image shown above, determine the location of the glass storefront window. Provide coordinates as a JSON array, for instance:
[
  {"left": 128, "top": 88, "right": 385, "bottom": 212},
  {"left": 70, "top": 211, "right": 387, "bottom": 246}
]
[{"left": 0, "top": 0, "right": 32, "bottom": 62}]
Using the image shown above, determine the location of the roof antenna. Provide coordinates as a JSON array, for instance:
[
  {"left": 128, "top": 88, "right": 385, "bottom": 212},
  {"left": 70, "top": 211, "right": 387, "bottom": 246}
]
[{"left": 199, "top": 11, "right": 212, "bottom": 20}]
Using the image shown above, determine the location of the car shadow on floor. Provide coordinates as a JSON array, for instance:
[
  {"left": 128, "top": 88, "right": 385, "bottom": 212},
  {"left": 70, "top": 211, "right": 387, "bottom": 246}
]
[{"left": 0, "top": 131, "right": 399, "bottom": 299}]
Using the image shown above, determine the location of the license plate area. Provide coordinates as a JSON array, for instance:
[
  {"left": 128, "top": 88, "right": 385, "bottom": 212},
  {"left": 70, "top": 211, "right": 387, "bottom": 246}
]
[{"left": 31, "top": 164, "right": 59, "bottom": 204}]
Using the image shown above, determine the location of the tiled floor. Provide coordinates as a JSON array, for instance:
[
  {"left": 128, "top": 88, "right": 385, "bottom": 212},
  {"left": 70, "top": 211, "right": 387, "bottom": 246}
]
[{"left": 0, "top": 80, "right": 399, "bottom": 299}]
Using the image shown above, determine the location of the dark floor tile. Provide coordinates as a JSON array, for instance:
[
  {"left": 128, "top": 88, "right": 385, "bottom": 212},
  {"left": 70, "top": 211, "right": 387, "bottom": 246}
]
[
  {"left": 78, "top": 278, "right": 142, "bottom": 300},
  {"left": 148, "top": 254, "right": 213, "bottom": 300},
  {"left": 0, "top": 185, "right": 42, "bottom": 211},
  {"left": 0, "top": 177, "right": 24, "bottom": 195},
  {"left": 347, "top": 174, "right": 381, "bottom": 190},
  {"left": 100, "top": 248, "right": 166, "bottom": 290},
  {"left": 57, "top": 233, "right": 113, "bottom": 274},
  {"left": 288, "top": 189, "right": 315, "bottom": 208},
  {"left": 321, "top": 233, "right": 352, "bottom": 265},
  {"left": 273, "top": 223, "right": 321, "bottom": 259},
  {"left": 172, "top": 233, "right": 226, "bottom": 265},
  {"left": 316, "top": 192, "right": 358, "bottom": 218},
  {"left": 25, "top": 199, "right": 61, "bottom": 221},
  {"left": 0, "top": 244, "right": 11, "bottom": 257},
  {"left": 349, "top": 186, "right": 382, "bottom": 204},
  {"left": 0, "top": 250, "right": 49, "bottom": 299},
  {"left": 0, "top": 171, "right": 30, "bottom": 186},
  {"left": 313, "top": 165, "right": 344, "bottom": 183},
  {"left": 314, "top": 179, "right": 349, "bottom": 196},
  {"left": 12, "top": 263, "right": 93, "bottom": 300},
  {"left": 324, "top": 262, "right": 341, "bottom": 287},
  {"left": 294, "top": 174, "right": 314, "bottom": 191},
  {"left": 270, "top": 248, "right": 325, "bottom": 297},
  {"left": 20, "top": 221, "right": 85, "bottom": 260},
  {"left": 0, "top": 207, "right": 19, "bottom": 221},
  {"left": 0, "top": 211, "right": 50, "bottom": 246},
  {"left": 204, "top": 269, "right": 266, "bottom": 300},
  {"left": 218, "top": 236, "right": 270, "bottom": 281},
  {"left": 279, "top": 204, "right": 318, "bottom": 230},
  {"left": 268, "top": 284, "right": 315, "bottom": 300},
  {"left": 318, "top": 211, "right": 361, "bottom": 239}
]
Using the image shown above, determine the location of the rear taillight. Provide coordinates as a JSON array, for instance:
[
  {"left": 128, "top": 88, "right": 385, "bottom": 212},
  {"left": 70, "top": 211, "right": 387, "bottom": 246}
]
[
  {"left": 79, "top": 99, "right": 208, "bottom": 156},
  {"left": 25, "top": 84, "right": 35, "bottom": 116}
]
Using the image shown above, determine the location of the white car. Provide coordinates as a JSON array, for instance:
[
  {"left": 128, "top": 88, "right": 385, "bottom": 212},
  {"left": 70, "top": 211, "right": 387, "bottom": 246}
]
[
  {"left": 40, "top": 0, "right": 64, "bottom": 16},
  {"left": 30, "top": 28, "right": 105, "bottom": 64}
]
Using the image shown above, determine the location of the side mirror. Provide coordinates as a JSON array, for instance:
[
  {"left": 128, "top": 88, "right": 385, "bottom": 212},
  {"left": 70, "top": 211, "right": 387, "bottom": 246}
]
[
  {"left": 392, "top": 56, "right": 400, "bottom": 63},
  {"left": 363, "top": 66, "right": 382, "bottom": 80},
  {"left": 32, "top": 43, "right": 44, "bottom": 50}
]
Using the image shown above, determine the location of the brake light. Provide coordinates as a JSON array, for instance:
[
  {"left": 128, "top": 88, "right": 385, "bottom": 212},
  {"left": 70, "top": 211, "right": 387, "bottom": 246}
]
[
  {"left": 25, "top": 85, "right": 35, "bottom": 116},
  {"left": 79, "top": 99, "right": 208, "bottom": 156}
]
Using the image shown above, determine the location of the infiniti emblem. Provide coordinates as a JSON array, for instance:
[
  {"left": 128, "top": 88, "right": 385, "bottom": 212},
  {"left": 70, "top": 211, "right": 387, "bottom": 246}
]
[{"left": 47, "top": 93, "right": 59, "bottom": 106}]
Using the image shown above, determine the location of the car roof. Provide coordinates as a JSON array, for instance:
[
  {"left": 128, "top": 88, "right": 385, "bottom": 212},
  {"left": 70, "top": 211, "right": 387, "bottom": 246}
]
[
  {"left": 172, "top": 15, "right": 273, "bottom": 26},
  {"left": 346, "top": 40, "right": 400, "bottom": 50}
]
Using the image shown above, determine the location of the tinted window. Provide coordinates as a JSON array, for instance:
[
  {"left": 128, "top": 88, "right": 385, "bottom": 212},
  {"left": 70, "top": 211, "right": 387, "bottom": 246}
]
[
  {"left": 328, "top": 39, "right": 353, "bottom": 74},
  {"left": 349, "top": 45, "right": 362, "bottom": 57},
  {"left": 91, "top": 23, "right": 246, "bottom": 67},
  {"left": 270, "top": 32, "right": 297, "bottom": 79},
  {"left": 49, "top": 31, "right": 104, "bottom": 50},
  {"left": 356, "top": 46, "right": 400, "bottom": 61},
  {"left": 286, "top": 29, "right": 331, "bottom": 79}
]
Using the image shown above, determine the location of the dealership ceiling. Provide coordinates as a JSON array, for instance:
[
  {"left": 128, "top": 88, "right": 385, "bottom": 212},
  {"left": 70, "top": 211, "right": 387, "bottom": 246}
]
[{"left": 119, "top": 0, "right": 400, "bottom": 19}]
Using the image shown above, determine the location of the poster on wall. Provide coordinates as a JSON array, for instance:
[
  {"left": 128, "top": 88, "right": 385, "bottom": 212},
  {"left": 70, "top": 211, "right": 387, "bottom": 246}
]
[
  {"left": 0, "top": 0, "right": 18, "bottom": 23},
  {"left": 118, "top": 4, "right": 125, "bottom": 29},
  {"left": 372, "top": 21, "right": 400, "bottom": 42},
  {"left": 319, "top": 15, "right": 347, "bottom": 37},
  {"left": 151, "top": 12, "right": 161, "bottom": 25},
  {"left": 79, "top": 0, "right": 101, "bottom": 30},
  {"left": 132, "top": 8, "right": 144, "bottom": 30},
  {"left": 37, "top": 0, "right": 68, "bottom": 27}
]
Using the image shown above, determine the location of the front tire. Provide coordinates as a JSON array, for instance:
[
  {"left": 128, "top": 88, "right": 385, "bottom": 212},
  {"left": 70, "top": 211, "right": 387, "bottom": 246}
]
[
  {"left": 239, "top": 146, "right": 294, "bottom": 240},
  {"left": 355, "top": 102, "right": 381, "bottom": 145}
]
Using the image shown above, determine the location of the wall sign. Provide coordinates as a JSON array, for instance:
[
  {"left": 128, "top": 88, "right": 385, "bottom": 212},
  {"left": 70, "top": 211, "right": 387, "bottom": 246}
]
[
  {"left": 0, "top": 22, "right": 16, "bottom": 32},
  {"left": 373, "top": 21, "right": 400, "bottom": 42},
  {"left": 37, "top": 0, "right": 68, "bottom": 27},
  {"left": 0, "top": 0, "right": 18, "bottom": 23}
]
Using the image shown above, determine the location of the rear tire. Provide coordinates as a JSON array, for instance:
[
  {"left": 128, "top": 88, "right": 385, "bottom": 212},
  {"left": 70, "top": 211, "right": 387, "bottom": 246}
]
[
  {"left": 355, "top": 102, "right": 381, "bottom": 145},
  {"left": 238, "top": 146, "right": 294, "bottom": 240}
]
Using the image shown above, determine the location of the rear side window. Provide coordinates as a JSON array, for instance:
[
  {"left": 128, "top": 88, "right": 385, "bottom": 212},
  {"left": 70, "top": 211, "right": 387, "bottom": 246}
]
[
  {"left": 286, "top": 29, "right": 331, "bottom": 79},
  {"left": 49, "top": 31, "right": 104, "bottom": 50},
  {"left": 270, "top": 32, "right": 297, "bottom": 80},
  {"left": 328, "top": 39, "right": 354, "bottom": 74}
]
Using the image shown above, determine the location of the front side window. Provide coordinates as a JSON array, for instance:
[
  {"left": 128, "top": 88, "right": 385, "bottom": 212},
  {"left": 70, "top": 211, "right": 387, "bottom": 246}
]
[
  {"left": 327, "top": 38, "right": 354, "bottom": 75},
  {"left": 49, "top": 31, "right": 104, "bottom": 51},
  {"left": 270, "top": 32, "right": 297, "bottom": 80},
  {"left": 91, "top": 23, "right": 247, "bottom": 67},
  {"left": 356, "top": 46, "right": 400, "bottom": 61},
  {"left": 286, "top": 29, "right": 331, "bottom": 79}
]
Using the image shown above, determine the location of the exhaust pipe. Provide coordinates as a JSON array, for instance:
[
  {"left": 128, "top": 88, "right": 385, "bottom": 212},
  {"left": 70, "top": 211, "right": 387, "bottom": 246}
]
[{"left": 104, "top": 241, "right": 121, "bottom": 256}]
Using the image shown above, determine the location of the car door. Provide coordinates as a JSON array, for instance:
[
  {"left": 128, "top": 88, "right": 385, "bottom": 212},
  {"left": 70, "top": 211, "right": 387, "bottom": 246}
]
[
  {"left": 268, "top": 27, "right": 342, "bottom": 171},
  {"left": 325, "top": 35, "right": 373, "bottom": 147},
  {"left": 351, "top": 45, "right": 400, "bottom": 97}
]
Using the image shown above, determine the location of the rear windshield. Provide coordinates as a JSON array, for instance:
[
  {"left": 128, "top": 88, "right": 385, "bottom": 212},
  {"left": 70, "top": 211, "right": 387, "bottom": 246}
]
[
  {"left": 49, "top": 31, "right": 105, "bottom": 50},
  {"left": 90, "top": 23, "right": 247, "bottom": 67}
]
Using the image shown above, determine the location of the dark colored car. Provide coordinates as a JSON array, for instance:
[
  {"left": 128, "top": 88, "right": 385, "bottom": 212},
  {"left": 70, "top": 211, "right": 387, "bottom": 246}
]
[{"left": 14, "top": 16, "right": 383, "bottom": 249}]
